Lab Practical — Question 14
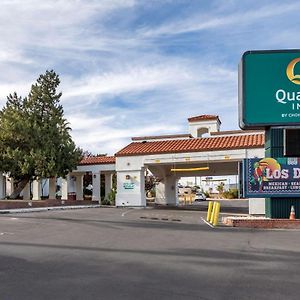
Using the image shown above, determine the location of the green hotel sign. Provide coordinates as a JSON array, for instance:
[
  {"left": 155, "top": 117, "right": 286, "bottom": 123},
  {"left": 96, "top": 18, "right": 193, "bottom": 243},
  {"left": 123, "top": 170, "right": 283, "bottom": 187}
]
[{"left": 239, "top": 50, "right": 300, "bottom": 129}]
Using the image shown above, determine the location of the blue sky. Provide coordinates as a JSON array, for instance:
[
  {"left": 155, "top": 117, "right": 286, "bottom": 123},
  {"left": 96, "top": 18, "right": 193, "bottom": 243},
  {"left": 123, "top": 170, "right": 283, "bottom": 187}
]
[{"left": 0, "top": 0, "right": 299, "bottom": 154}]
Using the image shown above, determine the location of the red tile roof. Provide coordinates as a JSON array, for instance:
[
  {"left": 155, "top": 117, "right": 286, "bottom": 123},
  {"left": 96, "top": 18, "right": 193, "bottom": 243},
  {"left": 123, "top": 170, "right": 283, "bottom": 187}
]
[
  {"left": 188, "top": 115, "right": 220, "bottom": 123},
  {"left": 80, "top": 156, "right": 115, "bottom": 165},
  {"left": 116, "top": 133, "right": 264, "bottom": 157}
]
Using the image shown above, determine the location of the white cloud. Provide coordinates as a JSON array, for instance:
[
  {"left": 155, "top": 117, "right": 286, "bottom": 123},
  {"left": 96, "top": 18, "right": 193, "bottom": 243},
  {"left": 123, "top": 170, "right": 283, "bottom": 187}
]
[
  {"left": 0, "top": 0, "right": 296, "bottom": 156},
  {"left": 68, "top": 113, "right": 182, "bottom": 154},
  {"left": 0, "top": 0, "right": 137, "bottom": 69},
  {"left": 0, "top": 83, "right": 32, "bottom": 106},
  {"left": 63, "top": 63, "right": 193, "bottom": 99},
  {"left": 0, "top": 0, "right": 139, "bottom": 103},
  {"left": 139, "top": 2, "right": 300, "bottom": 37},
  {"left": 61, "top": 57, "right": 237, "bottom": 155}
]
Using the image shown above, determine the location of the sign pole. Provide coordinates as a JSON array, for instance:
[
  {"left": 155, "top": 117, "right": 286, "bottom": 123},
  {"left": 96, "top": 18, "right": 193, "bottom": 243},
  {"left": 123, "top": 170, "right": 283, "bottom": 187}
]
[
  {"left": 264, "top": 127, "right": 299, "bottom": 218},
  {"left": 265, "top": 127, "right": 285, "bottom": 218}
]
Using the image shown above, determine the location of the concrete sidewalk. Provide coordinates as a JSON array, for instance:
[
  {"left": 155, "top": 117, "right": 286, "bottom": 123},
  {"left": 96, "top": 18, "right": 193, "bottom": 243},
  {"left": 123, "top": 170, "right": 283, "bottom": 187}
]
[{"left": 0, "top": 204, "right": 101, "bottom": 214}]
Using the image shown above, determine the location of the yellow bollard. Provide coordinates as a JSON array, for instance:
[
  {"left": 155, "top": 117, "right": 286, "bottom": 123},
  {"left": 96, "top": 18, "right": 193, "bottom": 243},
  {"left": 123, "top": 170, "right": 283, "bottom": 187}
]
[
  {"left": 210, "top": 201, "right": 217, "bottom": 224},
  {"left": 212, "top": 202, "right": 221, "bottom": 226},
  {"left": 207, "top": 201, "right": 213, "bottom": 222}
]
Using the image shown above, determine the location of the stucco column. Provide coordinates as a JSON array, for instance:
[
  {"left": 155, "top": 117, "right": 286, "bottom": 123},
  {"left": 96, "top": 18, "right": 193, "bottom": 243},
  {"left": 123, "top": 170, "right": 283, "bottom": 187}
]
[
  {"left": 175, "top": 178, "right": 179, "bottom": 205},
  {"left": 76, "top": 175, "right": 84, "bottom": 200},
  {"left": 155, "top": 175, "right": 178, "bottom": 206},
  {"left": 155, "top": 181, "right": 165, "bottom": 205},
  {"left": 49, "top": 177, "right": 56, "bottom": 199},
  {"left": 92, "top": 172, "right": 101, "bottom": 202},
  {"left": 22, "top": 183, "right": 31, "bottom": 200},
  {"left": 61, "top": 176, "right": 69, "bottom": 200},
  {"left": 0, "top": 175, "right": 5, "bottom": 199},
  {"left": 6, "top": 177, "right": 14, "bottom": 197},
  {"left": 32, "top": 179, "right": 41, "bottom": 200},
  {"left": 105, "top": 173, "right": 113, "bottom": 198},
  {"left": 165, "top": 175, "right": 178, "bottom": 205}
]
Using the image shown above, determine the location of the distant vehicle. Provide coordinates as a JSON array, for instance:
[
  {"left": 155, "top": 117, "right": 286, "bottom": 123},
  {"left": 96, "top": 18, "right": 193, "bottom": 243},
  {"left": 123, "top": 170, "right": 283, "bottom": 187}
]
[
  {"left": 194, "top": 192, "right": 206, "bottom": 201},
  {"left": 178, "top": 186, "right": 192, "bottom": 195}
]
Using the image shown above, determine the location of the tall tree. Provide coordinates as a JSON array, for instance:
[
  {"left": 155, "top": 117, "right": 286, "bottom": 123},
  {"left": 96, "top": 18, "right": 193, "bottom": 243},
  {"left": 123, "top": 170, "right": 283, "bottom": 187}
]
[{"left": 0, "top": 70, "right": 82, "bottom": 198}]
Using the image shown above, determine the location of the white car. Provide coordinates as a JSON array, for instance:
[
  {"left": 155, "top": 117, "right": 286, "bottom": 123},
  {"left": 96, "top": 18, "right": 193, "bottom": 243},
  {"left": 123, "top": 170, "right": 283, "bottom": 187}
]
[{"left": 194, "top": 192, "right": 206, "bottom": 201}]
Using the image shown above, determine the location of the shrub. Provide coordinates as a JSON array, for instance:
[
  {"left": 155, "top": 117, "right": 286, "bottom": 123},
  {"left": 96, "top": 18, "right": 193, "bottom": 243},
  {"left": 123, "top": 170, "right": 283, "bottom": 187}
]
[
  {"left": 102, "top": 188, "right": 116, "bottom": 205},
  {"left": 204, "top": 191, "right": 210, "bottom": 198},
  {"left": 223, "top": 188, "right": 238, "bottom": 199}
]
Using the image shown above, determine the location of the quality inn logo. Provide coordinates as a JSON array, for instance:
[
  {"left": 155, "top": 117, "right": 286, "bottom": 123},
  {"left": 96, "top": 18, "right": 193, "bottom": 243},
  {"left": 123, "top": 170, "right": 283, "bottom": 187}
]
[
  {"left": 274, "top": 57, "right": 300, "bottom": 113},
  {"left": 286, "top": 57, "right": 300, "bottom": 85}
]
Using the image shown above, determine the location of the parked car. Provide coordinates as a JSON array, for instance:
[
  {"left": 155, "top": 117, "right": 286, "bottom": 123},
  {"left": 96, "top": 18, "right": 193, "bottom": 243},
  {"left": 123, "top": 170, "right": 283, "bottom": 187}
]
[{"left": 194, "top": 192, "right": 206, "bottom": 201}]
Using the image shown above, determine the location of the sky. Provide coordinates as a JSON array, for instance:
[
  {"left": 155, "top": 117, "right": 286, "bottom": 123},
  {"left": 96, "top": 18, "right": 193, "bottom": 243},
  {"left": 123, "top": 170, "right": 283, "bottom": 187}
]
[{"left": 0, "top": 0, "right": 299, "bottom": 155}]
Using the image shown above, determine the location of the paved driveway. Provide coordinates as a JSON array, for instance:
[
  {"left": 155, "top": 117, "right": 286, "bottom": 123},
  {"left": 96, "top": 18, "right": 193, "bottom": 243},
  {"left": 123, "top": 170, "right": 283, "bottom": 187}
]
[{"left": 0, "top": 207, "right": 299, "bottom": 299}]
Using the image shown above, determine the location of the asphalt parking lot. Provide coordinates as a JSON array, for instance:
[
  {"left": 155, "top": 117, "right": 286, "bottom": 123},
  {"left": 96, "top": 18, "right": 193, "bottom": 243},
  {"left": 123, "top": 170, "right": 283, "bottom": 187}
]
[{"left": 0, "top": 207, "right": 300, "bottom": 300}]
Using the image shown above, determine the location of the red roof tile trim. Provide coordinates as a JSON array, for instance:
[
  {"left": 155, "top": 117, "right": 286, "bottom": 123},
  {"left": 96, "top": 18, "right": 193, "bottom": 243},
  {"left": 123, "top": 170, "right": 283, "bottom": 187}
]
[
  {"left": 132, "top": 134, "right": 192, "bottom": 141},
  {"left": 80, "top": 156, "right": 115, "bottom": 165},
  {"left": 210, "top": 130, "right": 262, "bottom": 136},
  {"left": 188, "top": 115, "right": 220, "bottom": 123},
  {"left": 115, "top": 134, "right": 264, "bottom": 157}
]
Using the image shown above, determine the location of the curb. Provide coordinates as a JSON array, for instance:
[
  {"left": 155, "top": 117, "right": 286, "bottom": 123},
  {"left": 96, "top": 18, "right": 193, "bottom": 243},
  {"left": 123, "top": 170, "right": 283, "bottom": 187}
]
[
  {"left": 0, "top": 204, "right": 102, "bottom": 214},
  {"left": 222, "top": 216, "right": 300, "bottom": 229}
]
